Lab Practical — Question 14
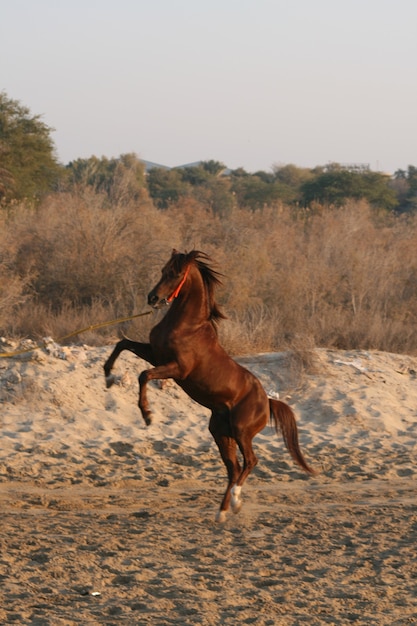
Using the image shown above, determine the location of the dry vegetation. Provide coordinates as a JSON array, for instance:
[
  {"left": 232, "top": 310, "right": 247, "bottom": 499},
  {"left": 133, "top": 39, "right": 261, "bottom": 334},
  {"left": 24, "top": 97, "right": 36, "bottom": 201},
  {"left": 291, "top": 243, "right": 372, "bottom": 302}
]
[{"left": 1, "top": 187, "right": 417, "bottom": 355}]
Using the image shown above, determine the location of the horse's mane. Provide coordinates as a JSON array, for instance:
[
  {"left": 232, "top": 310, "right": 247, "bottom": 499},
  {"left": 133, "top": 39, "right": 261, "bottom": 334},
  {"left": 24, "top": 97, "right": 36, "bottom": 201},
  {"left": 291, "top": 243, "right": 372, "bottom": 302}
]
[{"left": 171, "top": 250, "right": 226, "bottom": 324}]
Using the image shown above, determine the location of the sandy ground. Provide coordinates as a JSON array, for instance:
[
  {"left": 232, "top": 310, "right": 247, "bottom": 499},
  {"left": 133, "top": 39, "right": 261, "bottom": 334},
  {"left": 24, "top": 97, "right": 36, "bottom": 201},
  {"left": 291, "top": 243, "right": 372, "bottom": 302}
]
[{"left": 0, "top": 339, "right": 416, "bottom": 625}]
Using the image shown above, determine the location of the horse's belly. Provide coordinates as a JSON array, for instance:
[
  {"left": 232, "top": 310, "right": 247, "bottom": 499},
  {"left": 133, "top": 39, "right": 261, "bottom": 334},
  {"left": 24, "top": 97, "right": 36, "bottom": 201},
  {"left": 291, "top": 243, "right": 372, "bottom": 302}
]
[
  {"left": 175, "top": 379, "right": 222, "bottom": 410},
  {"left": 175, "top": 362, "right": 257, "bottom": 412}
]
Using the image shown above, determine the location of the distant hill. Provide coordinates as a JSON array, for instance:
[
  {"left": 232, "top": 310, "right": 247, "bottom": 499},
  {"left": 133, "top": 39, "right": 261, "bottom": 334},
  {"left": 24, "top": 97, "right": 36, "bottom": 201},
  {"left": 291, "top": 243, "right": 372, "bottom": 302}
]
[
  {"left": 141, "top": 160, "right": 204, "bottom": 172},
  {"left": 141, "top": 160, "right": 171, "bottom": 172},
  {"left": 175, "top": 161, "right": 204, "bottom": 169},
  {"left": 141, "top": 160, "right": 231, "bottom": 175}
]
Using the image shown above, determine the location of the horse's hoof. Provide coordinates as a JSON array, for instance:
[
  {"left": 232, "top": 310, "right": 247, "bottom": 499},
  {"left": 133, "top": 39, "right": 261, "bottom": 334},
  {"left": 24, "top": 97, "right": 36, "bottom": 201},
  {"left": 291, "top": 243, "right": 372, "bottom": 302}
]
[
  {"left": 105, "top": 374, "right": 116, "bottom": 389},
  {"left": 140, "top": 409, "right": 152, "bottom": 426},
  {"left": 215, "top": 510, "right": 227, "bottom": 523}
]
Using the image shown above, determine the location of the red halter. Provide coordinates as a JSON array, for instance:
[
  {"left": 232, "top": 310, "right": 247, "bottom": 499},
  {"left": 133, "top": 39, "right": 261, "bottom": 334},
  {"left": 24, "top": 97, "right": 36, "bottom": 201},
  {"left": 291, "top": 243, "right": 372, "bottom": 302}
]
[{"left": 167, "top": 265, "right": 191, "bottom": 302}]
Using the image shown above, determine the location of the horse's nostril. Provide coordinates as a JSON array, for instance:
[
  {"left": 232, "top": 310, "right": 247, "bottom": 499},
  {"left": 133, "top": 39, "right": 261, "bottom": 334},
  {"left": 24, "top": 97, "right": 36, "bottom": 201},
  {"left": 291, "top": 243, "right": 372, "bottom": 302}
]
[{"left": 148, "top": 293, "right": 159, "bottom": 306}]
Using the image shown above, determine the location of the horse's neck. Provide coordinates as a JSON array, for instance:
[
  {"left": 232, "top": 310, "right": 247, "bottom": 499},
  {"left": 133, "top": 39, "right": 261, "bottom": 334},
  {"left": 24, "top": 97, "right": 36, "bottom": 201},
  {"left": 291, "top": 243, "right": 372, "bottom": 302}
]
[{"left": 168, "top": 274, "right": 209, "bottom": 327}]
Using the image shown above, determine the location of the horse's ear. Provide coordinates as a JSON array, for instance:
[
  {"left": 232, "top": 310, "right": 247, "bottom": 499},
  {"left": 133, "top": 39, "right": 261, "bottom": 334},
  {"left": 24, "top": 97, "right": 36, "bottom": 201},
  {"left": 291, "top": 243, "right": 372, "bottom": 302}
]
[{"left": 171, "top": 248, "right": 178, "bottom": 256}]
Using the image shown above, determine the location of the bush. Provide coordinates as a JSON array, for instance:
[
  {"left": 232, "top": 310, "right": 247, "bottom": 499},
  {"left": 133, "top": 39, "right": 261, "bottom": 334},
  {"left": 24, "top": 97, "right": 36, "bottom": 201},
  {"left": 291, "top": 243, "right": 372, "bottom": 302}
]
[{"left": 1, "top": 189, "right": 417, "bottom": 356}]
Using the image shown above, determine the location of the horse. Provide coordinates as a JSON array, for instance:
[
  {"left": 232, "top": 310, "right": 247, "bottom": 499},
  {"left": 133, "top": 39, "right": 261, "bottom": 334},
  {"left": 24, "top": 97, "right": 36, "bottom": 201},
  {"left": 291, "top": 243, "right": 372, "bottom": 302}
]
[{"left": 104, "top": 249, "right": 314, "bottom": 522}]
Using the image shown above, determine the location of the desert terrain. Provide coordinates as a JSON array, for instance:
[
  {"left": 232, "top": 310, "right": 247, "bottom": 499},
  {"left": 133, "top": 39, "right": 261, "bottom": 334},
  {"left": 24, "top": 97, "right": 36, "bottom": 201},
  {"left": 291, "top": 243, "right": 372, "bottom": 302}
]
[{"left": 0, "top": 340, "right": 416, "bottom": 625}]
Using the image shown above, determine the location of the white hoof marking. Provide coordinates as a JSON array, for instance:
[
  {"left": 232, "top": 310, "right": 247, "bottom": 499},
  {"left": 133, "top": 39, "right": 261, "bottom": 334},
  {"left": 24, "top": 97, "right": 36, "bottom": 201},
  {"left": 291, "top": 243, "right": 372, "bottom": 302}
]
[
  {"left": 231, "top": 485, "right": 242, "bottom": 513},
  {"left": 216, "top": 510, "right": 227, "bottom": 523}
]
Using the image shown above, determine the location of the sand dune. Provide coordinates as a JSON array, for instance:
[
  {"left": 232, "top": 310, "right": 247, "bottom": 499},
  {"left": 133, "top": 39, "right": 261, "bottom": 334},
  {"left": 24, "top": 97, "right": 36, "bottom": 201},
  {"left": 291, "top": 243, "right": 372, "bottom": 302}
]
[{"left": 0, "top": 340, "right": 416, "bottom": 624}]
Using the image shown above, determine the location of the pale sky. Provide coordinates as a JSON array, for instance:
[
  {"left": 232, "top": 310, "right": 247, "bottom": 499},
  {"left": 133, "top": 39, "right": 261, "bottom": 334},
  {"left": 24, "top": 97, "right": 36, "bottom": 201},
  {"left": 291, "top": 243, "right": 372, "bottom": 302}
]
[{"left": 2, "top": 0, "right": 417, "bottom": 173}]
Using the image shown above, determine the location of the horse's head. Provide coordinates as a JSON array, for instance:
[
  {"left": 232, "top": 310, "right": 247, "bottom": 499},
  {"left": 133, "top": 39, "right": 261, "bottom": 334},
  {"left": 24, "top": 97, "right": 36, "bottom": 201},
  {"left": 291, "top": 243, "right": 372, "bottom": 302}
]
[
  {"left": 148, "top": 249, "right": 226, "bottom": 322},
  {"left": 148, "top": 249, "right": 191, "bottom": 308}
]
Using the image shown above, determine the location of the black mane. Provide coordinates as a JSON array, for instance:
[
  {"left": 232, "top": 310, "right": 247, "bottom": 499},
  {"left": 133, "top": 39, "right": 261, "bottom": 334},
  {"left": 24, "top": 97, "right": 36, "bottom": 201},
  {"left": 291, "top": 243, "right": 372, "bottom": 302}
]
[{"left": 173, "top": 250, "right": 226, "bottom": 323}]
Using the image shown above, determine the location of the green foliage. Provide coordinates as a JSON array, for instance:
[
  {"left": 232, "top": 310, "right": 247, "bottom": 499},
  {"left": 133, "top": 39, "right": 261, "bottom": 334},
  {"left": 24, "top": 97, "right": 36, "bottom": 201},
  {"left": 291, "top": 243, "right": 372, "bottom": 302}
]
[
  {"left": 147, "top": 167, "right": 188, "bottom": 208},
  {"left": 0, "top": 92, "right": 62, "bottom": 202},
  {"left": 273, "top": 163, "right": 313, "bottom": 188},
  {"left": 239, "top": 164, "right": 316, "bottom": 208},
  {"left": 392, "top": 166, "right": 417, "bottom": 212},
  {"left": 200, "top": 159, "right": 227, "bottom": 176},
  {"left": 66, "top": 153, "right": 145, "bottom": 204},
  {"left": 180, "top": 160, "right": 226, "bottom": 183},
  {"left": 231, "top": 174, "right": 296, "bottom": 209},
  {"left": 147, "top": 161, "right": 405, "bottom": 213},
  {"left": 147, "top": 160, "right": 232, "bottom": 213},
  {"left": 300, "top": 166, "right": 398, "bottom": 211},
  {"left": 191, "top": 177, "right": 235, "bottom": 216},
  {"left": 179, "top": 165, "right": 212, "bottom": 186}
]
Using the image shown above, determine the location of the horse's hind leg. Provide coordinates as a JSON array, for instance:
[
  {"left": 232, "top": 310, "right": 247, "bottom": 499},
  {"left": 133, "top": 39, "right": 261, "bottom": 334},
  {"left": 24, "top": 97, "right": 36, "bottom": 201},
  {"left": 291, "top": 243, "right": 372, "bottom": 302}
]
[
  {"left": 235, "top": 432, "right": 259, "bottom": 490},
  {"left": 209, "top": 411, "right": 241, "bottom": 523},
  {"left": 230, "top": 401, "right": 268, "bottom": 509}
]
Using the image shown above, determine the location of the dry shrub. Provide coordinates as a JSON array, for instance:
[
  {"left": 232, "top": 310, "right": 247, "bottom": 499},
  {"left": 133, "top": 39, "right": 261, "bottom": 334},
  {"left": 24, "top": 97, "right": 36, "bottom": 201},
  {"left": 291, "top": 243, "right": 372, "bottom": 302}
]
[
  {"left": 0, "top": 208, "right": 32, "bottom": 331},
  {"left": 299, "top": 202, "right": 417, "bottom": 351},
  {"left": 163, "top": 197, "right": 223, "bottom": 253},
  {"left": 9, "top": 300, "right": 118, "bottom": 345},
  {"left": 219, "top": 304, "right": 276, "bottom": 355},
  {"left": 2, "top": 190, "right": 417, "bottom": 356},
  {"left": 2, "top": 189, "right": 181, "bottom": 338},
  {"left": 211, "top": 201, "right": 417, "bottom": 355}
]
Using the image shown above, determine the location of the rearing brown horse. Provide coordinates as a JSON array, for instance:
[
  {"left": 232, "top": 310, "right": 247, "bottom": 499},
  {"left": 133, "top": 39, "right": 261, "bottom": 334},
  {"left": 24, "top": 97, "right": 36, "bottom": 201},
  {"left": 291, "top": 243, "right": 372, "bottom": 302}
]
[{"left": 104, "top": 249, "right": 314, "bottom": 522}]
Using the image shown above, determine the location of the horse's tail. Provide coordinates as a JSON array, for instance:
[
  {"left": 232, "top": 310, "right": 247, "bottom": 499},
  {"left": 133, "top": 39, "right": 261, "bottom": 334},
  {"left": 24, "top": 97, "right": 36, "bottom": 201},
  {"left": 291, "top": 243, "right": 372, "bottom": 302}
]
[{"left": 269, "top": 398, "right": 316, "bottom": 475}]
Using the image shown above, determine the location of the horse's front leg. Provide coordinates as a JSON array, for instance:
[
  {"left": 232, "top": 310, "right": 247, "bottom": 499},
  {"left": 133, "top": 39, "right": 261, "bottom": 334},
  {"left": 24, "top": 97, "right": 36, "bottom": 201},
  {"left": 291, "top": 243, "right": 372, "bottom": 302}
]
[
  {"left": 104, "top": 339, "right": 155, "bottom": 388},
  {"left": 138, "top": 362, "right": 183, "bottom": 425}
]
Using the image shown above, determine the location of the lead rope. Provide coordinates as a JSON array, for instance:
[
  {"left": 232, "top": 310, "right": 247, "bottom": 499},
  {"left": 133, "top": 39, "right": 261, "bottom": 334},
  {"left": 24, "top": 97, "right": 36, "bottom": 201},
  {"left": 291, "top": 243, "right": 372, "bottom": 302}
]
[{"left": 0, "top": 310, "right": 153, "bottom": 358}]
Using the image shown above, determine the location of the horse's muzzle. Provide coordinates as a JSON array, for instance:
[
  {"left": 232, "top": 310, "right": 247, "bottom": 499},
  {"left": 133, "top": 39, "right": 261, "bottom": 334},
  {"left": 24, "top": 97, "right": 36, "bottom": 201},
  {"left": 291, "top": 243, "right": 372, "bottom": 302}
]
[{"left": 148, "top": 291, "right": 169, "bottom": 309}]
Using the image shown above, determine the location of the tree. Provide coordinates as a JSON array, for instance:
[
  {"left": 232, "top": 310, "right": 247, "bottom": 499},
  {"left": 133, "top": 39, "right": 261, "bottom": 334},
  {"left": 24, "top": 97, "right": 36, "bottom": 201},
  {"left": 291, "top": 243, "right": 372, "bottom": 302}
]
[
  {"left": 178, "top": 164, "right": 211, "bottom": 186},
  {"left": 301, "top": 167, "right": 398, "bottom": 211},
  {"left": 273, "top": 163, "right": 313, "bottom": 188},
  {"left": 392, "top": 166, "right": 417, "bottom": 212},
  {"left": 147, "top": 167, "right": 188, "bottom": 208},
  {"left": 200, "top": 160, "right": 227, "bottom": 176},
  {"left": 231, "top": 173, "right": 296, "bottom": 209},
  {"left": 66, "top": 153, "right": 145, "bottom": 203},
  {"left": 192, "top": 177, "right": 235, "bottom": 216},
  {"left": 147, "top": 161, "right": 230, "bottom": 210},
  {"left": 0, "top": 92, "right": 61, "bottom": 202}
]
